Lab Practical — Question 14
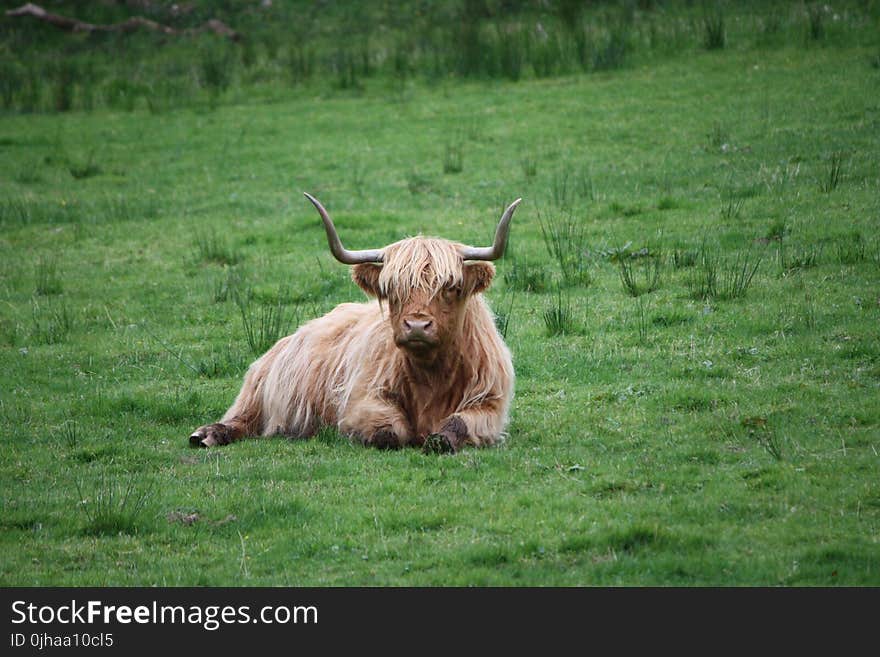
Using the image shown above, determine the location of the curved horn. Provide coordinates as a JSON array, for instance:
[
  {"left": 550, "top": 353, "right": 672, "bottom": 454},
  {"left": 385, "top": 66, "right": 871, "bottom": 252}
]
[
  {"left": 459, "top": 198, "right": 522, "bottom": 261},
  {"left": 303, "top": 193, "right": 383, "bottom": 265}
]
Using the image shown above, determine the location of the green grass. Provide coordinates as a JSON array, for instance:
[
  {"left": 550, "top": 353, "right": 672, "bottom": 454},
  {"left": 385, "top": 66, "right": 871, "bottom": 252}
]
[
  {"left": 1, "top": 11, "right": 879, "bottom": 585},
  {"left": 617, "top": 249, "right": 663, "bottom": 297}
]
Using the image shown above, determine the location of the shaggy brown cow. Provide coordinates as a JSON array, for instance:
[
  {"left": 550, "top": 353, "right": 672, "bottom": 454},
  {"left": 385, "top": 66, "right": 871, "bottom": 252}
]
[{"left": 188, "top": 193, "right": 520, "bottom": 453}]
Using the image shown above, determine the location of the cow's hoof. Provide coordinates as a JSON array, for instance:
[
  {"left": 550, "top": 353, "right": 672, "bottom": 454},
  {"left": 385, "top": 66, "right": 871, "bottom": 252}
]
[
  {"left": 189, "top": 423, "right": 234, "bottom": 448},
  {"left": 422, "top": 432, "right": 457, "bottom": 455},
  {"left": 368, "top": 429, "right": 401, "bottom": 450}
]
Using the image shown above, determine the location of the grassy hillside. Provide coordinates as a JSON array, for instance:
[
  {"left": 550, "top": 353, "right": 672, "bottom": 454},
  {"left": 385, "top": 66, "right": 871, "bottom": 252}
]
[{"left": 1, "top": 2, "right": 879, "bottom": 585}]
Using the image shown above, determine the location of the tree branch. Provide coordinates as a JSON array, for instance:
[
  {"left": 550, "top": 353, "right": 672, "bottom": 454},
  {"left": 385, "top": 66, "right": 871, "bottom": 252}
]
[{"left": 5, "top": 3, "right": 241, "bottom": 42}]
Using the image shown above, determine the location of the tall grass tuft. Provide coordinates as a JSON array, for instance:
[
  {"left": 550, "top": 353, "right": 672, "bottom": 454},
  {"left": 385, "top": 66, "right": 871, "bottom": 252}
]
[
  {"left": 806, "top": 4, "right": 825, "bottom": 41},
  {"left": 483, "top": 23, "right": 527, "bottom": 81},
  {"left": 390, "top": 38, "right": 415, "bottom": 86},
  {"left": 68, "top": 151, "right": 102, "bottom": 180},
  {"left": 531, "top": 30, "right": 567, "bottom": 78},
  {"left": 31, "top": 298, "right": 73, "bottom": 345},
  {"left": 721, "top": 251, "right": 762, "bottom": 299},
  {"left": 493, "top": 289, "right": 518, "bottom": 339},
  {"left": 503, "top": 259, "right": 549, "bottom": 293},
  {"left": 50, "top": 60, "right": 80, "bottom": 113},
  {"left": 237, "top": 293, "right": 297, "bottom": 356},
  {"left": 688, "top": 250, "right": 719, "bottom": 300},
  {"left": 592, "top": 26, "right": 630, "bottom": 70},
  {"left": 538, "top": 209, "right": 591, "bottom": 287},
  {"left": 59, "top": 420, "right": 80, "bottom": 450},
  {"left": 703, "top": 9, "right": 726, "bottom": 50},
  {"left": 742, "top": 417, "right": 784, "bottom": 461},
  {"left": 801, "top": 290, "right": 818, "bottom": 330},
  {"left": 550, "top": 163, "right": 594, "bottom": 209},
  {"left": 765, "top": 217, "right": 788, "bottom": 242},
  {"left": 543, "top": 284, "right": 577, "bottom": 337},
  {"left": 1, "top": 197, "right": 90, "bottom": 226},
  {"left": 332, "top": 44, "right": 371, "bottom": 91},
  {"left": 760, "top": 160, "right": 801, "bottom": 196},
  {"left": 634, "top": 295, "right": 651, "bottom": 345},
  {"left": 520, "top": 154, "right": 538, "bottom": 180},
  {"left": 35, "top": 257, "right": 63, "bottom": 296},
  {"left": 212, "top": 266, "right": 245, "bottom": 303},
  {"left": 672, "top": 247, "right": 699, "bottom": 269},
  {"left": 15, "top": 160, "right": 43, "bottom": 184},
  {"left": 0, "top": 199, "right": 30, "bottom": 225},
  {"left": 688, "top": 246, "right": 762, "bottom": 301},
  {"left": 836, "top": 232, "right": 867, "bottom": 264},
  {"left": 287, "top": 44, "right": 316, "bottom": 85},
  {"left": 75, "top": 471, "right": 153, "bottom": 536},
  {"left": 195, "top": 230, "right": 243, "bottom": 266},
  {"left": 406, "top": 170, "right": 433, "bottom": 195},
  {"left": 706, "top": 122, "right": 729, "bottom": 150},
  {"left": 196, "top": 346, "right": 247, "bottom": 379},
  {"left": 101, "top": 194, "right": 160, "bottom": 223},
  {"left": 443, "top": 143, "right": 464, "bottom": 174},
  {"left": 0, "top": 60, "right": 18, "bottom": 109},
  {"left": 819, "top": 152, "right": 843, "bottom": 193},
  {"left": 19, "top": 70, "right": 42, "bottom": 113},
  {"left": 778, "top": 242, "right": 822, "bottom": 273},
  {"left": 454, "top": 3, "right": 488, "bottom": 77},
  {"left": 720, "top": 189, "right": 745, "bottom": 221},
  {"left": 557, "top": 0, "right": 585, "bottom": 28},
  {"left": 199, "top": 41, "right": 236, "bottom": 104},
  {"left": 617, "top": 249, "right": 663, "bottom": 297}
]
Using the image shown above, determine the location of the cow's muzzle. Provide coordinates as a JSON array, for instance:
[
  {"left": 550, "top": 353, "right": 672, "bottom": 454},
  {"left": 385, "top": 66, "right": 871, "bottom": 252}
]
[{"left": 397, "top": 318, "right": 439, "bottom": 350}]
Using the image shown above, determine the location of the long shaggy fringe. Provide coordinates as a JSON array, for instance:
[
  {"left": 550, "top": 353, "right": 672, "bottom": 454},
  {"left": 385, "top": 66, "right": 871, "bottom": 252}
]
[{"left": 378, "top": 238, "right": 467, "bottom": 302}]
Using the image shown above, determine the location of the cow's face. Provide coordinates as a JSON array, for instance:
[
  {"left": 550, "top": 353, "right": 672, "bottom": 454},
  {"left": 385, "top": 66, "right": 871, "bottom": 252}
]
[
  {"left": 352, "top": 238, "right": 495, "bottom": 359},
  {"left": 303, "top": 193, "right": 519, "bottom": 360}
]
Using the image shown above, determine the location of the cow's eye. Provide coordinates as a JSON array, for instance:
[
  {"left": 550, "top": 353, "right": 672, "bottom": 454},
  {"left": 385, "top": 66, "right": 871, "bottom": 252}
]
[{"left": 442, "top": 286, "right": 461, "bottom": 301}]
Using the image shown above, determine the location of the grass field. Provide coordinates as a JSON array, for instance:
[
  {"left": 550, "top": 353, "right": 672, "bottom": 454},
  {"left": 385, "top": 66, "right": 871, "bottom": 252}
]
[{"left": 2, "top": 2, "right": 879, "bottom": 585}]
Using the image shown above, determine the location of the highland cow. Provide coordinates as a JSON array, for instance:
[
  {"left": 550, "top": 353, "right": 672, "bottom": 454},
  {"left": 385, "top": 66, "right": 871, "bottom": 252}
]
[{"left": 188, "top": 193, "right": 520, "bottom": 453}]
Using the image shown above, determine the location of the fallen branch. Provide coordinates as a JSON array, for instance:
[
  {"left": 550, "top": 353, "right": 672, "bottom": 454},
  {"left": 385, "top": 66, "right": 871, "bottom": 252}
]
[
  {"left": 5, "top": 3, "right": 241, "bottom": 42},
  {"left": 96, "top": 0, "right": 197, "bottom": 17}
]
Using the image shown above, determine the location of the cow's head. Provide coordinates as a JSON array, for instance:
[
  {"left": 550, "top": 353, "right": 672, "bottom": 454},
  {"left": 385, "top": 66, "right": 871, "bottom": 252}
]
[{"left": 304, "top": 193, "right": 520, "bottom": 360}]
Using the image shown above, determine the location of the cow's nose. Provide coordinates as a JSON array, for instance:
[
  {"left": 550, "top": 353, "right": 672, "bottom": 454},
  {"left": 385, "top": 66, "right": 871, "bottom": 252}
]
[{"left": 403, "top": 319, "right": 433, "bottom": 334}]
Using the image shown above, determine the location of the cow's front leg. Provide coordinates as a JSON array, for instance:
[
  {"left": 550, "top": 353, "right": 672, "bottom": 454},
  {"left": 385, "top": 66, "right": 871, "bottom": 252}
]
[
  {"left": 340, "top": 398, "right": 413, "bottom": 450},
  {"left": 187, "top": 337, "right": 285, "bottom": 448},
  {"left": 424, "top": 403, "right": 505, "bottom": 454}
]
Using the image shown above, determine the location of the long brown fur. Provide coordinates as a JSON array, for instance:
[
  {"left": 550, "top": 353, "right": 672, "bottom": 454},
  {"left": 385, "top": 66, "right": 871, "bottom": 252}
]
[{"left": 189, "top": 237, "right": 514, "bottom": 450}]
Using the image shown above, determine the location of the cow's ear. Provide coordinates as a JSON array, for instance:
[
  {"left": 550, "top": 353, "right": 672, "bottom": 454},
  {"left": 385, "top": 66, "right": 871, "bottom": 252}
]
[
  {"left": 463, "top": 261, "right": 495, "bottom": 295},
  {"left": 352, "top": 263, "right": 383, "bottom": 298}
]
